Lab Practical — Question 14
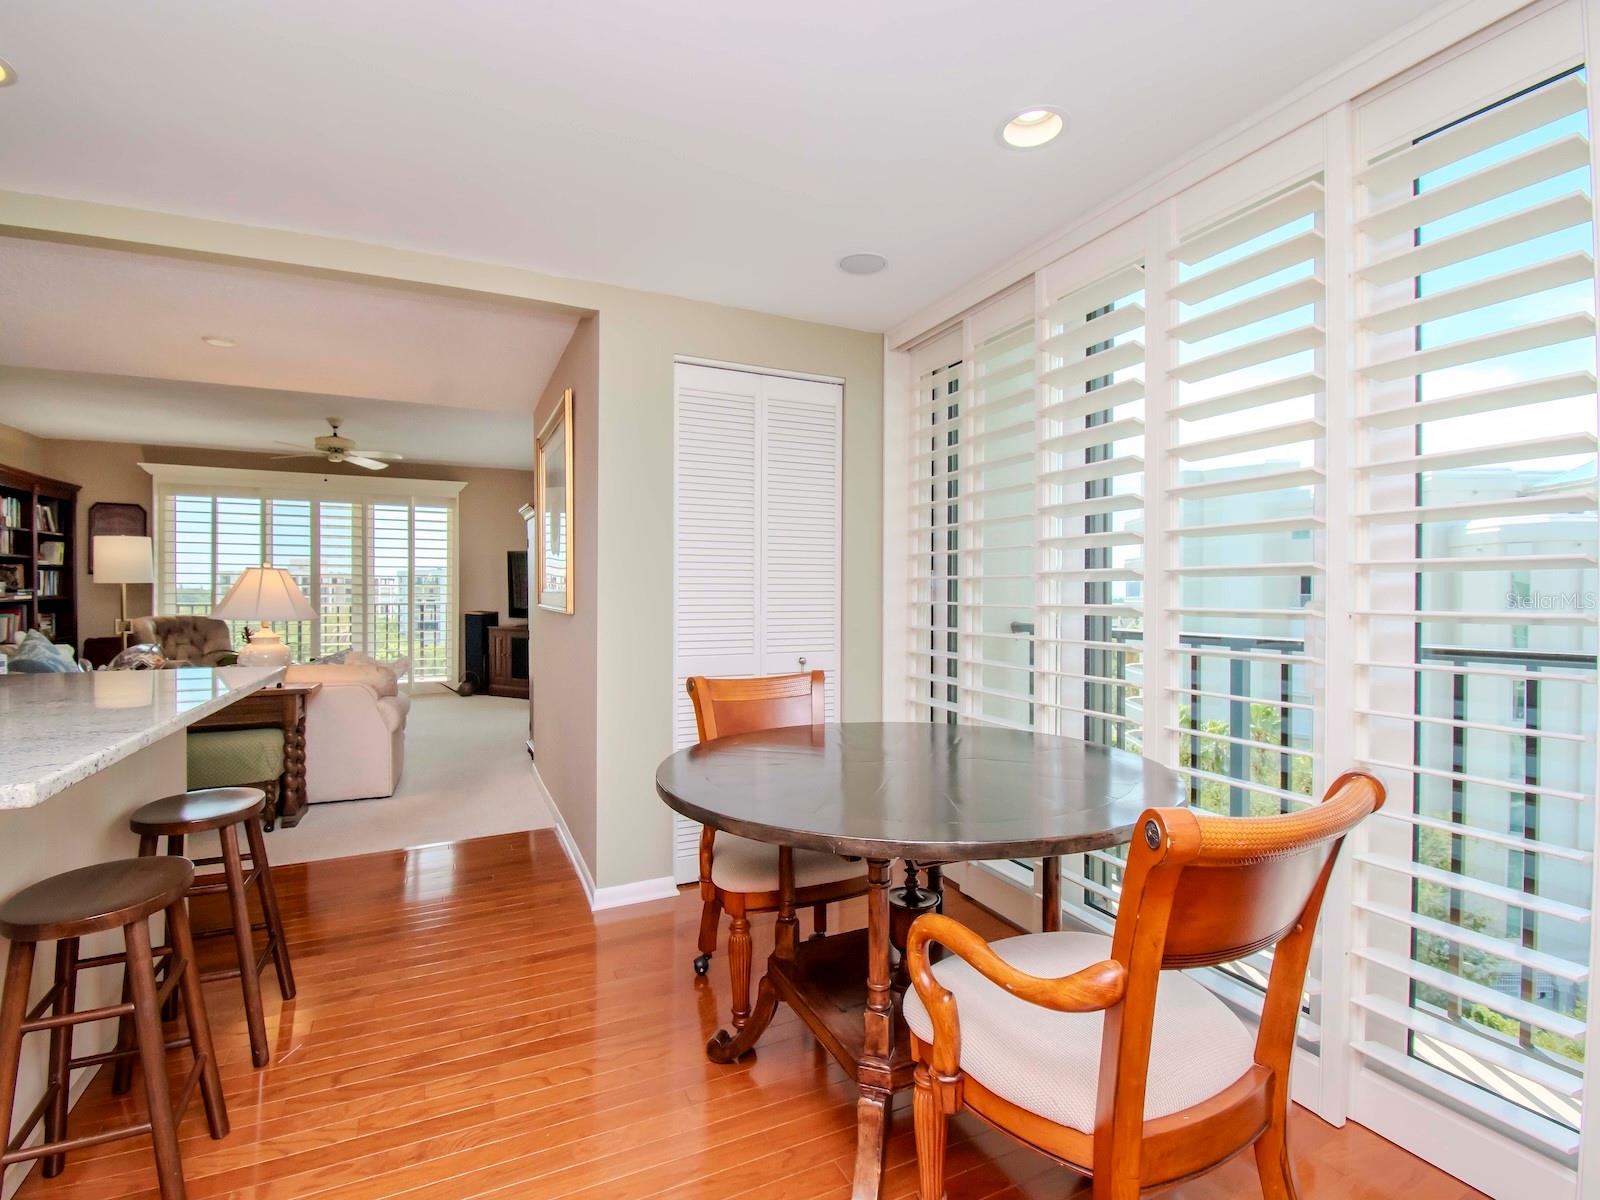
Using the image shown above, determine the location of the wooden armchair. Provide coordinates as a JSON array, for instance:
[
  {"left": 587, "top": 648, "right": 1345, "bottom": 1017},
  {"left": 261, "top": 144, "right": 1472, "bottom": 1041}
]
[
  {"left": 905, "top": 770, "right": 1384, "bottom": 1200},
  {"left": 685, "top": 672, "right": 869, "bottom": 1027}
]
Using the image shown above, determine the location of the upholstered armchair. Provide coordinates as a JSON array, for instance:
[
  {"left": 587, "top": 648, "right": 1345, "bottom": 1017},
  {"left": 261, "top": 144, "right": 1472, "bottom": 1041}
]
[
  {"left": 130, "top": 615, "right": 237, "bottom": 667},
  {"left": 905, "top": 772, "right": 1385, "bottom": 1200}
]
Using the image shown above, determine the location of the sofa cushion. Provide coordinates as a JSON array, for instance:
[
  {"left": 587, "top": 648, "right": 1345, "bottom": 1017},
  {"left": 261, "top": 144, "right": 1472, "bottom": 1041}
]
[
  {"left": 902, "top": 931, "right": 1255, "bottom": 1134},
  {"left": 285, "top": 662, "right": 399, "bottom": 696}
]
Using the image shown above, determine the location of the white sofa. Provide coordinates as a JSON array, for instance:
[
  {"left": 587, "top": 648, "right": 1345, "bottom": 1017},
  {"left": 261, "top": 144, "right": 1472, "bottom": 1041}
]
[{"left": 284, "top": 662, "right": 410, "bottom": 803}]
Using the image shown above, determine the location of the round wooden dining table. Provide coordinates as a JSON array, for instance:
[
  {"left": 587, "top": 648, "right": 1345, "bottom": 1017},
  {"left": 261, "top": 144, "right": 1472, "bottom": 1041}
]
[{"left": 655, "top": 721, "right": 1185, "bottom": 1199}]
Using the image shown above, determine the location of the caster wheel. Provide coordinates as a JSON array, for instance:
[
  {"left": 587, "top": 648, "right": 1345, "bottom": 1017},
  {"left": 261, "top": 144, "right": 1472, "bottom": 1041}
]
[{"left": 693, "top": 953, "right": 712, "bottom": 976}]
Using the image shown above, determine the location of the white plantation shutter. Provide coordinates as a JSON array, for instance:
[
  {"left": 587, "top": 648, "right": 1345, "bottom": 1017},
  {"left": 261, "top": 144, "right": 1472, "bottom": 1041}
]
[
  {"left": 671, "top": 363, "right": 842, "bottom": 883},
  {"left": 153, "top": 475, "right": 458, "bottom": 680},
  {"left": 316, "top": 501, "right": 363, "bottom": 656},
  {"left": 1037, "top": 261, "right": 1147, "bottom": 748},
  {"left": 1168, "top": 178, "right": 1326, "bottom": 818},
  {"left": 1352, "top": 67, "right": 1597, "bottom": 1145},
  {"left": 958, "top": 295, "right": 1038, "bottom": 730},
  {"left": 908, "top": 329, "right": 964, "bottom": 723},
  {"left": 412, "top": 505, "right": 452, "bottom": 681},
  {"left": 890, "top": 15, "right": 1600, "bottom": 1184}
]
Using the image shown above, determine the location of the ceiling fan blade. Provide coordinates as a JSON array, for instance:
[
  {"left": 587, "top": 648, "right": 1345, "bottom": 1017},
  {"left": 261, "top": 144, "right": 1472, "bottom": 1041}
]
[
  {"left": 272, "top": 441, "right": 316, "bottom": 450},
  {"left": 346, "top": 455, "right": 390, "bottom": 471},
  {"left": 351, "top": 450, "right": 404, "bottom": 460},
  {"left": 271, "top": 453, "right": 325, "bottom": 460}
]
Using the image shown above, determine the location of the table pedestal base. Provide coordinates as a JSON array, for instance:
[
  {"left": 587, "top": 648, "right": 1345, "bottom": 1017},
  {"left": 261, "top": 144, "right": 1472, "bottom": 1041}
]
[{"left": 703, "top": 855, "right": 1062, "bottom": 1198}]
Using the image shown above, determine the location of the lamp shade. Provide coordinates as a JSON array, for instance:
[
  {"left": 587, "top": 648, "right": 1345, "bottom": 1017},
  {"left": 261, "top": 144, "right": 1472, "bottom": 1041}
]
[
  {"left": 92, "top": 535, "right": 155, "bottom": 584},
  {"left": 211, "top": 565, "right": 317, "bottom": 621}
]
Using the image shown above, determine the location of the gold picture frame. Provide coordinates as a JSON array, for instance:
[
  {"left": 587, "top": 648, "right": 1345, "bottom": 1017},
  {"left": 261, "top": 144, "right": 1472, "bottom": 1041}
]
[{"left": 536, "top": 388, "right": 574, "bottom": 614}]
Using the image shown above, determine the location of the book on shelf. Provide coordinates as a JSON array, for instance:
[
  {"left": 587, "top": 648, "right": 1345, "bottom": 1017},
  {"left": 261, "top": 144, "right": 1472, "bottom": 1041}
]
[
  {"left": 36, "top": 613, "right": 55, "bottom": 638},
  {"left": 37, "top": 568, "right": 60, "bottom": 598},
  {"left": 34, "top": 502, "right": 58, "bottom": 534},
  {"left": 0, "top": 496, "right": 22, "bottom": 527},
  {"left": 37, "top": 540, "right": 64, "bottom": 566},
  {"left": 0, "top": 613, "right": 18, "bottom": 642}
]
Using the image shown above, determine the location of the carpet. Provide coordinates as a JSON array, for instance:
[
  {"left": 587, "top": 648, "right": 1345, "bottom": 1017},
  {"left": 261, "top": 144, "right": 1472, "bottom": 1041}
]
[{"left": 265, "top": 691, "right": 554, "bottom": 864}]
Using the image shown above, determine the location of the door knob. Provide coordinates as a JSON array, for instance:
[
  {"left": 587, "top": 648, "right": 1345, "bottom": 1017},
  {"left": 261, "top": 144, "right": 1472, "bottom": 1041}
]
[{"left": 798, "top": 656, "right": 808, "bottom": 670}]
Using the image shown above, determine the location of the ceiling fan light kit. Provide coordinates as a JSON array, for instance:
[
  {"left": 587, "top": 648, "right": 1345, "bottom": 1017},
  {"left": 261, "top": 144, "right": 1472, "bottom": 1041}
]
[{"left": 271, "top": 418, "right": 405, "bottom": 471}]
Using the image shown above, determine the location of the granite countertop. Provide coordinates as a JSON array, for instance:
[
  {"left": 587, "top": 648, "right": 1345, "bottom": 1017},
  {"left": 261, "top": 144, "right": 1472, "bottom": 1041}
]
[{"left": 0, "top": 666, "right": 286, "bottom": 810}]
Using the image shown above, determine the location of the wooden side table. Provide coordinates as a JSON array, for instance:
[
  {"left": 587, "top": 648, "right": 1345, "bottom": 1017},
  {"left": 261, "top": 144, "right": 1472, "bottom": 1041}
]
[{"left": 191, "top": 682, "right": 321, "bottom": 828}]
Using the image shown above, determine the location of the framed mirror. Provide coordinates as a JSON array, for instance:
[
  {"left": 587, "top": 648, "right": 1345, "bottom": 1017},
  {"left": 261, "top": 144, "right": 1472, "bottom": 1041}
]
[{"left": 536, "top": 388, "right": 574, "bottom": 614}]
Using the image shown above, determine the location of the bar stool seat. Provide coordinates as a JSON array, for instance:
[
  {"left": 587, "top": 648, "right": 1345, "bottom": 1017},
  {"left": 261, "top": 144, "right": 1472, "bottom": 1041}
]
[
  {"left": 0, "top": 858, "right": 228, "bottom": 1200},
  {"left": 124, "top": 786, "right": 295, "bottom": 1072},
  {"left": 129, "top": 786, "right": 265, "bottom": 837},
  {"left": 0, "top": 858, "right": 192, "bottom": 940}
]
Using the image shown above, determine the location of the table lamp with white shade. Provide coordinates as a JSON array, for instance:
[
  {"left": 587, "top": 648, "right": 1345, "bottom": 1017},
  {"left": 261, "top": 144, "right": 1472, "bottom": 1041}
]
[
  {"left": 92, "top": 535, "right": 155, "bottom": 647},
  {"left": 211, "top": 565, "right": 317, "bottom": 667}
]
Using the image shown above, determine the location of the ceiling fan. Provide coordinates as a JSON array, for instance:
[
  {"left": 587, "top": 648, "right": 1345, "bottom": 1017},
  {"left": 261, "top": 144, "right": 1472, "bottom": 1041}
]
[{"left": 272, "top": 418, "right": 404, "bottom": 471}]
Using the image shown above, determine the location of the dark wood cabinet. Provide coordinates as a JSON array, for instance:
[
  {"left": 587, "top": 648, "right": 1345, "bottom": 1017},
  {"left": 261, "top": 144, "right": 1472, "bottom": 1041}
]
[{"left": 487, "top": 624, "right": 529, "bottom": 699}]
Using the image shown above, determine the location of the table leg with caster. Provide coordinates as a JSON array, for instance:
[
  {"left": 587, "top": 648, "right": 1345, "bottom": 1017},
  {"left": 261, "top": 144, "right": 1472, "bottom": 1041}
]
[{"left": 705, "top": 846, "right": 797, "bottom": 1060}]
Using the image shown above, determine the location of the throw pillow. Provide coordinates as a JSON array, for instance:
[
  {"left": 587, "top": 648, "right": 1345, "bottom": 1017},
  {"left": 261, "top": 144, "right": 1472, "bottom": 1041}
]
[{"left": 9, "top": 631, "right": 78, "bottom": 673}]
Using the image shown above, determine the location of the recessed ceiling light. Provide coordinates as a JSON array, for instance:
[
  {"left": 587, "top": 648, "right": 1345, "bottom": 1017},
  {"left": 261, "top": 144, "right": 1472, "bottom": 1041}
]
[
  {"left": 200, "top": 335, "right": 237, "bottom": 348},
  {"left": 838, "top": 252, "right": 888, "bottom": 276},
  {"left": 0, "top": 58, "right": 16, "bottom": 87},
  {"left": 1001, "top": 107, "right": 1064, "bottom": 149}
]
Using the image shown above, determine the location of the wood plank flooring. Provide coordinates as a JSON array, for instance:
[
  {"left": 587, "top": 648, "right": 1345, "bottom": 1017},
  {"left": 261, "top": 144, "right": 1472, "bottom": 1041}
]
[{"left": 12, "top": 830, "right": 1486, "bottom": 1199}]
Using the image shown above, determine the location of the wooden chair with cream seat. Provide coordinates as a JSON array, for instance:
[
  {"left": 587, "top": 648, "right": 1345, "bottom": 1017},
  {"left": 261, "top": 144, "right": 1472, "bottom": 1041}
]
[
  {"left": 905, "top": 770, "right": 1385, "bottom": 1200},
  {"left": 684, "top": 672, "right": 868, "bottom": 1028}
]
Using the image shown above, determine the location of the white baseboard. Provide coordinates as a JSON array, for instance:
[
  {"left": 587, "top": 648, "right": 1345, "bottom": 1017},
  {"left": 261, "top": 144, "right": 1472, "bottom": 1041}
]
[
  {"left": 529, "top": 763, "right": 678, "bottom": 912},
  {"left": 530, "top": 763, "right": 597, "bottom": 906},
  {"left": 591, "top": 876, "right": 679, "bottom": 911}
]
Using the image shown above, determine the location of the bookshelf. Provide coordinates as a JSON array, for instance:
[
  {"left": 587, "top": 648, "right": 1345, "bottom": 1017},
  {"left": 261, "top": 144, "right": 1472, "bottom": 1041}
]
[{"left": 0, "top": 463, "right": 80, "bottom": 649}]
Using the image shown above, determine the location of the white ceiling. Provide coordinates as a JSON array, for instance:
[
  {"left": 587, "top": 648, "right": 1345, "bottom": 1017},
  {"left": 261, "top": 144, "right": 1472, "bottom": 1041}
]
[
  {"left": 0, "top": 234, "right": 576, "bottom": 469},
  {"left": 0, "top": 236, "right": 578, "bottom": 412},
  {"left": 0, "top": 0, "right": 1445, "bottom": 332},
  {"left": 0, "top": 368, "right": 538, "bottom": 471}
]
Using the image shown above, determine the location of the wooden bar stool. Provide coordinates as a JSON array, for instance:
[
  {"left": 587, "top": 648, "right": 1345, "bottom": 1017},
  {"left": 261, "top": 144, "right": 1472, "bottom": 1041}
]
[
  {"left": 0, "top": 859, "right": 229, "bottom": 1200},
  {"left": 123, "top": 786, "right": 296, "bottom": 1073}
]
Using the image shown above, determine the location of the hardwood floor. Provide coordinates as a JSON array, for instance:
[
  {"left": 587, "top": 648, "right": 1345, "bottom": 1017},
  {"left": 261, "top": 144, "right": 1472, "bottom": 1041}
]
[{"left": 12, "top": 830, "right": 1485, "bottom": 1200}]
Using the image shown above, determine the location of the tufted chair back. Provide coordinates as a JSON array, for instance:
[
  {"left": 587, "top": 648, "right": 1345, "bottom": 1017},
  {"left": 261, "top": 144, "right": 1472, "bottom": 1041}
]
[{"left": 130, "top": 615, "right": 236, "bottom": 666}]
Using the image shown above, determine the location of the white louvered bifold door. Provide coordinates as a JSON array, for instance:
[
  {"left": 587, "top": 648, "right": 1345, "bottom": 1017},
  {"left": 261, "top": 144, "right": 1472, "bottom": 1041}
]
[
  {"left": 1037, "top": 261, "right": 1147, "bottom": 750},
  {"left": 1352, "top": 67, "right": 1597, "bottom": 1149},
  {"left": 759, "top": 373, "right": 842, "bottom": 714},
  {"left": 671, "top": 363, "right": 843, "bottom": 884}
]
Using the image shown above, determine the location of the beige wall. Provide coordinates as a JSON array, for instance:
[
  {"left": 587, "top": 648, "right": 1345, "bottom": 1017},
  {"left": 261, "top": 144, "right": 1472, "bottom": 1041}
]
[
  {"left": 0, "top": 420, "right": 52, "bottom": 476},
  {"left": 1, "top": 431, "right": 532, "bottom": 648},
  {"left": 532, "top": 316, "right": 599, "bottom": 876},
  {"left": 0, "top": 191, "right": 884, "bottom": 894}
]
